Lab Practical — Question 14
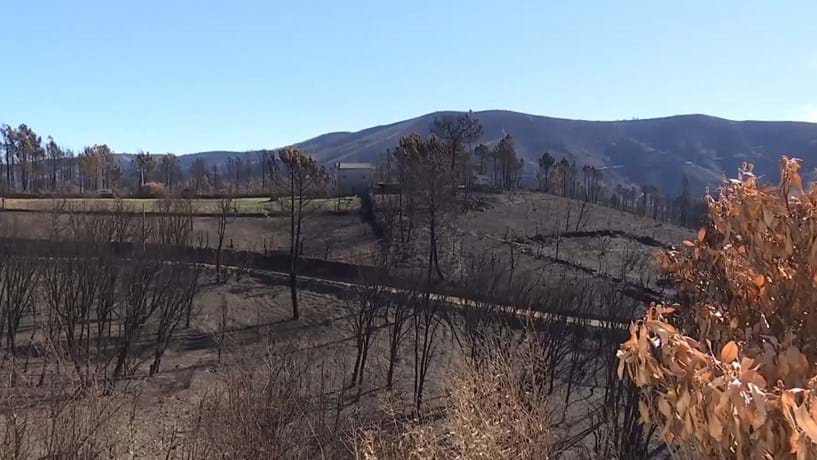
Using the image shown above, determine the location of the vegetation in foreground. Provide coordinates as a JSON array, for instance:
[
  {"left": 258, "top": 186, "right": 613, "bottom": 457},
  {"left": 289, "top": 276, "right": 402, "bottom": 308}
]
[{"left": 620, "top": 157, "right": 817, "bottom": 459}]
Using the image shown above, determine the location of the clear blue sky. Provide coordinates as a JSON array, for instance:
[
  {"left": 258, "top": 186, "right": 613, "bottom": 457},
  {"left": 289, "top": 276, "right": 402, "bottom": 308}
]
[{"left": 1, "top": 0, "right": 815, "bottom": 153}]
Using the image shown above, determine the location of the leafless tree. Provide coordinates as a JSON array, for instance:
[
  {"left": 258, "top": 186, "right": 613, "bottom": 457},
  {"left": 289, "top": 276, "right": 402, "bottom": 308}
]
[
  {"left": 149, "top": 262, "right": 200, "bottom": 376},
  {"left": 215, "top": 191, "right": 235, "bottom": 281},
  {"left": 388, "top": 148, "right": 417, "bottom": 256},
  {"left": 42, "top": 255, "right": 101, "bottom": 380},
  {"left": 110, "top": 198, "right": 136, "bottom": 243},
  {"left": 190, "top": 158, "right": 208, "bottom": 194},
  {"left": 342, "top": 281, "right": 384, "bottom": 388},
  {"left": 94, "top": 255, "right": 119, "bottom": 378},
  {"left": 493, "top": 134, "right": 523, "bottom": 191},
  {"left": 159, "top": 154, "right": 181, "bottom": 192},
  {"left": 271, "top": 148, "right": 329, "bottom": 320},
  {"left": 1, "top": 124, "right": 16, "bottom": 192},
  {"left": 2, "top": 256, "right": 39, "bottom": 360},
  {"left": 411, "top": 290, "right": 447, "bottom": 414},
  {"left": 151, "top": 196, "right": 194, "bottom": 247},
  {"left": 383, "top": 290, "right": 412, "bottom": 391},
  {"left": 538, "top": 152, "right": 555, "bottom": 192},
  {"left": 430, "top": 111, "right": 483, "bottom": 173},
  {"left": 110, "top": 257, "right": 166, "bottom": 384},
  {"left": 456, "top": 251, "right": 516, "bottom": 364},
  {"left": 395, "top": 134, "right": 450, "bottom": 282}
]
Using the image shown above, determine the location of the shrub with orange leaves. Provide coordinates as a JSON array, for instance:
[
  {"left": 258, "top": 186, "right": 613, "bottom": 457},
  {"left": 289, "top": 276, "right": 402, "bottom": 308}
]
[{"left": 618, "top": 157, "right": 817, "bottom": 459}]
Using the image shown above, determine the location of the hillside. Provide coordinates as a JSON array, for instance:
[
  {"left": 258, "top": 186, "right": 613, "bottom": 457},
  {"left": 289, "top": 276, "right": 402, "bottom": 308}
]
[{"left": 164, "top": 110, "right": 817, "bottom": 194}]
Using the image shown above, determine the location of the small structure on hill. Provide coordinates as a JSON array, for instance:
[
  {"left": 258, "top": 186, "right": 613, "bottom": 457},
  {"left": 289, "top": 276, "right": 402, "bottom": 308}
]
[{"left": 334, "top": 162, "right": 374, "bottom": 196}]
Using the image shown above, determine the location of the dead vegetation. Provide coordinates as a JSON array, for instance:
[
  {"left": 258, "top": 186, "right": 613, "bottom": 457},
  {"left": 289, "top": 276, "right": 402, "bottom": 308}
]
[
  {"left": 0, "top": 131, "right": 710, "bottom": 459},
  {"left": 619, "top": 157, "right": 817, "bottom": 459}
]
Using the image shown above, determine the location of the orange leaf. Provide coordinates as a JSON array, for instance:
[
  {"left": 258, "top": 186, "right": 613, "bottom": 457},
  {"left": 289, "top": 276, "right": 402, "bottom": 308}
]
[
  {"left": 720, "top": 341, "right": 739, "bottom": 363},
  {"left": 697, "top": 227, "right": 707, "bottom": 242},
  {"left": 709, "top": 415, "right": 724, "bottom": 441},
  {"left": 657, "top": 305, "right": 677, "bottom": 315},
  {"left": 753, "top": 274, "right": 766, "bottom": 288}
]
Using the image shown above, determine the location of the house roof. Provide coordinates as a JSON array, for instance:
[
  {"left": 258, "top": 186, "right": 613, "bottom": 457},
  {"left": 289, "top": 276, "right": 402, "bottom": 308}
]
[{"left": 336, "top": 162, "right": 374, "bottom": 170}]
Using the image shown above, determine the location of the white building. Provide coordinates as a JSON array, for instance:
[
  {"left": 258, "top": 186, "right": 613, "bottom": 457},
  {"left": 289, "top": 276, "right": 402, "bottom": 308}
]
[{"left": 335, "top": 162, "right": 375, "bottom": 196}]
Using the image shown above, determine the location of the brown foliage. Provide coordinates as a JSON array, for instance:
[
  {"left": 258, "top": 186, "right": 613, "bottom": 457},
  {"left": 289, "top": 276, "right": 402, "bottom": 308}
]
[
  {"left": 618, "top": 157, "right": 817, "bottom": 459},
  {"left": 139, "top": 181, "right": 166, "bottom": 198}
]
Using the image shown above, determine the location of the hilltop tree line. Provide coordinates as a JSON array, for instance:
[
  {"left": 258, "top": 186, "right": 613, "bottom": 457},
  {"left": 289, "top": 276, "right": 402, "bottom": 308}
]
[
  {"left": 535, "top": 152, "right": 707, "bottom": 227},
  {"left": 0, "top": 124, "right": 121, "bottom": 194},
  {"left": 380, "top": 113, "right": 706, "bottom": 228},
  {"left": 2, "top": 118, "right": 704, "bottom": 226},
  {"left": 0, "top": 123, "right": 281, "bottom": 196}
]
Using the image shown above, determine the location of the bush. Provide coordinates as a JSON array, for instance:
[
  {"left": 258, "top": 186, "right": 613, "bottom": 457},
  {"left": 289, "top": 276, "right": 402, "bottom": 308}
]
[
  {"left": 183, "top": 344, "right": 347, "bottom": 459},
  {"left": 618, "top": 157, "right": 817, "bottom": 459},
  {"left": 358, "top": 335, "right": 552, "bottom": 459},
  {"left": 139, "top": 181, "right": 167, "bottom": 198},
  {"left": 0, "top": 358, "right": 134, "bottom": 458}
]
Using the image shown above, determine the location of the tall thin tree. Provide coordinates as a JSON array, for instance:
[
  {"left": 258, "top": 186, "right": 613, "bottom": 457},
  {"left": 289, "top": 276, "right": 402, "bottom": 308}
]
[{"left": 271, "top": 148, "right": 328, "bottom": 320}]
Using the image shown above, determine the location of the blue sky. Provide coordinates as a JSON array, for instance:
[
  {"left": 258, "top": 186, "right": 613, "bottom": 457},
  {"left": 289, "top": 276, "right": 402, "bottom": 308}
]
[{"left": 1, "top": 0, "right": 815, "bottom": 153}]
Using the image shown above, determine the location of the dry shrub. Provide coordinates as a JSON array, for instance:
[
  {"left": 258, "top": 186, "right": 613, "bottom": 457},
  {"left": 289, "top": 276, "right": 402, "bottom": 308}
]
[
  {"left": 140, "top": 181, "right": 167, "bottom": 198},
  {"left": 37, "top": 386, "right": 131, "bottom": 459},
  {"left": 618, "top": 157, "right": 817, "bottom": 459},
  {"left": 359, "top": 335, "right": 552, "bottom": 459},
  {"left": 0, "top": 355, "right": 135, "bottom": 459},
  {"left": 184, "top": 343, "right": 347, "bottom": 459},
  {"left": 444, "top": 346, "right": 552, "bottom": 459}
]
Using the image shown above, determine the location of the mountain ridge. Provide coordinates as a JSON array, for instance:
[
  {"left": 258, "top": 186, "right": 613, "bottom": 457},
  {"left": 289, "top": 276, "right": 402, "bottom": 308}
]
[{"left": 134, "top": 110, "right": 817, "bottom": 194}]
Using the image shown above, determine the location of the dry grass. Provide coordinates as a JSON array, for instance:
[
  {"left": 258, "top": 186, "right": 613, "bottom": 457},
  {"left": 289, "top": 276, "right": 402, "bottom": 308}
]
[
  {"left": 0, "top": 353, "right": 139, "bottom": 459},
  {"left": 1, "top": 196, "right": 360, "bottom": 215},
  {"left": 459, "top": 192, "right": 691, "bottom": 244},
  {"left": 0, "top": 210, "right": 378, "bottom": 263},
  {"left": 357, "top": 334, "right": 554, "bottom": 460},
  {"left": 181, "top": 343, "right": 352, "bottom": 459}
]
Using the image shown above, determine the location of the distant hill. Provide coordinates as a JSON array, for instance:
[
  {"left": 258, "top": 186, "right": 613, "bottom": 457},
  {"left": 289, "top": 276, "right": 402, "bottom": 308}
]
[{"left": 161, "top": 110, "right": 817, "bottom": 194}]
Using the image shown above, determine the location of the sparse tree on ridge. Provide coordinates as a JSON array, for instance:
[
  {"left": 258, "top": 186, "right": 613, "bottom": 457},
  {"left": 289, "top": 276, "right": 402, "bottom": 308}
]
[
  {"left": 474, "top": 143, "right": 490, "bottom": 177},
  {"left": 1, "top": 124, "right": 16, "bottom": 191},
  {"left": 538, "top": 151, "right": 555, "bottom": 192},
  {"left": 46, "top": 136, "right": 64, "bottom": 191},
  {"left": 493, "top": 134, "right": 523, "bottom": 191},
  {"left": 190, "top": 158, "right": 208, "bottom": 194},
  {"left": 135, "top": 151, "right": 155, "bottom": 188},
  {"left": 13, "top": 124, "right": 43, "bottom": 192},
  {"left": 679, "top": 174, "right": 690, "bottom": 226},
  {"left": 257, "top": 149, "right": 275, "bottom": 192},
  {"left": 159, "top": 153, "right": 181, "bottom": 192},
  {"left": 78, "top": 144, "right": 116, "bottom": 191},
  {"left": 431, "top": 111, "right": 483, "bottom": 189},
  {"left": 555, "top": 157, "right": 572, "bottom": 197},
  {"left": 211, "top": 164, "right": 220, "bottom": 192}
]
